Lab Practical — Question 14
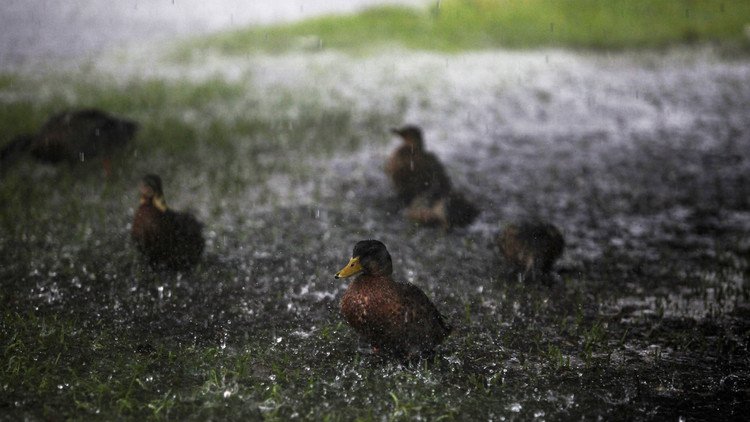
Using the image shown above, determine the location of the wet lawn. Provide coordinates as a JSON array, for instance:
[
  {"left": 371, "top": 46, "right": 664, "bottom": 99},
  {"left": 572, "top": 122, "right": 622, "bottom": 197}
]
[
  {"left": 1, "top": 46, "right": 750, "bottom": 419},
  {"left": 185, "top": 0, "right": 750, "bottom": 55}
]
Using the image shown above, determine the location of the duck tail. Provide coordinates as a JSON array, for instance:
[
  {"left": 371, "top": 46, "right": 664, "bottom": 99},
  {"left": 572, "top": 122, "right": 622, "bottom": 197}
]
[
  {"left": 0, "top": 134, "right": 32, "bottom": 171},
  {"left": 445, "top": 191, "right": 480, "bottom": 229}
]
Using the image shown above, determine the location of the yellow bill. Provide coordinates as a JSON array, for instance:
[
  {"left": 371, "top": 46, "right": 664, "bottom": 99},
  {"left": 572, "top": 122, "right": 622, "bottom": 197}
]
[
  {"left": 335, "top": 256, "right": 363, "bottom": 279},
  {"left": 153, "top": 195, "right": 168, "bottom": 212}
]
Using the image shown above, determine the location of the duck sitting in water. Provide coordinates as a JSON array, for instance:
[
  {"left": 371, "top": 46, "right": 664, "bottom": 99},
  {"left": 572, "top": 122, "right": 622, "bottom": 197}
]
[
  {"left": 131, "top": 174, "right": 204, "bottom": 271},
  {"left": 335, "top": 240, "right": 452, "bottom": 357},
  {"left": 498, "top": 221, "right": 564, "bottom": 280},
  {"left": 385, "top": 125, "right": 452, "bottom": 206},
  {"left": 0, "top": 108, "right": 138, "bottom": 175}
]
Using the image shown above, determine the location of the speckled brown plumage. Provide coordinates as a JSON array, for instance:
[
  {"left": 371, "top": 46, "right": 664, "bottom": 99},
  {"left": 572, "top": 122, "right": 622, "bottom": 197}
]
[
  {"left": 385, "top": 125, "right": 451, "bottom": 205},
  {"left": 1, "top": 109, "right": 138, "bottom": 173},
  {"left": 498, "top": 221, "right": 564, "bottom": 278},
  {"left": 132, "top": 174, "right": 204, "bottom": 271},
  {"left": 335, "top": 240, "right": 451, "bottom": 356}
]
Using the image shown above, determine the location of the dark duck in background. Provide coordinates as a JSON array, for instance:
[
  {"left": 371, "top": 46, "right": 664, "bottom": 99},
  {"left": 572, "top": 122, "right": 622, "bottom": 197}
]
[
  {"left": 385, "top": 125, "right": 452, "bottom": 205},
  {"left": 335, "top": 240, "right": 452, "bottom": 357},
  {"left": 498, "top": 221, "right": 564, "bottom": 280},
  {"left": 0, "top": 108, "right": 138, "bottom": 176},
  {"left": 131, "top": 174, "right": 204, "bottom": 271},
  {"left": 386, "top": 125, "right": 479, "bottom": 229}
]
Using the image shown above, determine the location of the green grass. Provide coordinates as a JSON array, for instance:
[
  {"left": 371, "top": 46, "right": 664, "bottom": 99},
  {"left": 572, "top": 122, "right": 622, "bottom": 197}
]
[
  {"left": 1, "top": 310, "right": 269, "bottom": 419},
  {"left": 0, "top": 290, "right": 692, "bottom": 420},
  {"left": 183, "top": 0, "right": 750, "bottom": 56}
]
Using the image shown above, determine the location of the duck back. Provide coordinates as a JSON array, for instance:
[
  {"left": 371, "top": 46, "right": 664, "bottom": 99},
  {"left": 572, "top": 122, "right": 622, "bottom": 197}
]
[
  {"left": 30, "top": 109, "right": 137, "bottom": 163},
  {"left": 386, "top": 145, "right": 452, "bottom": 204}
]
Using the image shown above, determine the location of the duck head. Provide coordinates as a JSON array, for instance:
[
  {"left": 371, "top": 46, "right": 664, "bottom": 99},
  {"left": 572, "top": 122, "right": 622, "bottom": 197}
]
[
  {"left": 335, "top": 239, "right": 393, "bottom": 279},
  {"left": 139, "top": 173, "right": 168, "bottom": 212},
  {"left": 391, "top": 125, "right": 424, "bottom": 150}
]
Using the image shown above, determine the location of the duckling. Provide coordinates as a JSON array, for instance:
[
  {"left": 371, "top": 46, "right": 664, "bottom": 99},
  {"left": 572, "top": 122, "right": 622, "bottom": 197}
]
[
  {"left": 498, "top": 221, "right": 564, "bottom": 279},
  {"left": 405, "top": 191, "right": 480, "bottom": 230},
  {"left": 335, "top": 240, "right": 452, "bottom": 357},
  {"left": 131, "top": 174, "right": 204, "bottom": 271},
  {"left": 385, "top": 125, "right": 451, "bottom": 205},
  {"left": 1, "top": 108, "right": 138, "bottom": 175}
]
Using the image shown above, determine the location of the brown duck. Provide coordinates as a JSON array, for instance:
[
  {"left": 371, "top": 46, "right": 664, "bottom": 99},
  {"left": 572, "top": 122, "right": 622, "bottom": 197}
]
[
  {"left": 498, "top": 221, "right": 564, "bottom": 279},
  {"left": 335, "top": 240, "right": 452, "bottom": 357},
  {"left": 1, "top": 108, "right": 138, "bottom": 175},
  {"left": 131, "top": 174, "right": 204, "bottom": 271},
  {"left": 385, "top": 125, "right": 451, "bottom": 205}
]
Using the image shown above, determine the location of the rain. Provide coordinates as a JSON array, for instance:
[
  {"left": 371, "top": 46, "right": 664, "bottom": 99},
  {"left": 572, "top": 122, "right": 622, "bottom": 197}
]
[{"left": 1, "top": 0, "right": 749, "bottom": 420}]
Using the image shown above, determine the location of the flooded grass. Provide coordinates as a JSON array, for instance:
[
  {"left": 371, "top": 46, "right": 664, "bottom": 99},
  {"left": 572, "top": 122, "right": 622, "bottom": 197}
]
[
  {"left": 182, "top": 0, "right": 750, "bottom": 57},
  {"left": 1, "top": 45, "right": 750, "bottom": 419}
]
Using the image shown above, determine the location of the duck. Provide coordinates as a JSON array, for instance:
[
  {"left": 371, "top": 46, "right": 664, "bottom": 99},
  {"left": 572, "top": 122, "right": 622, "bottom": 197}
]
[
  {"left": 385, "top": 125, "right": 452, "bottom": 205},
  {"left": 405, "top": 191, "right": 480, "bottom": 230},
  {"left": 1, "top": 108, "right": 138, "bottom": 175},
  {"left": 334, "top": 240, "right": 452, "bottom": 357},
  {"left": 131, "top": 174, "right": 204, "bottom": 271},
  {"left": 498, "top": 221, "right": 564, "bottom": 279},
  {"left": 386, "top": 125, "right": 480, "bottom": 228}
]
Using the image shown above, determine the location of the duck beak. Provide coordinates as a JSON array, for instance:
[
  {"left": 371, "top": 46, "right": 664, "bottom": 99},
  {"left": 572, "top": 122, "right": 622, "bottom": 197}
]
[
  {"left": 153, "top": 195, "right": 168, "bottom": 212},
  {"left": 335, "top": 256, "right": 363, "bottom": 279},
  {"left": 390, "top": 127, "right": 402, "bottom": 136}
]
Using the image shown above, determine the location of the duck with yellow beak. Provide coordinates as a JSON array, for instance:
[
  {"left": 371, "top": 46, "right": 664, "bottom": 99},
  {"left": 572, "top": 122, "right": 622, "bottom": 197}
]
[{"left": 335, "top": 240, "right": 452, "bottom": 357}]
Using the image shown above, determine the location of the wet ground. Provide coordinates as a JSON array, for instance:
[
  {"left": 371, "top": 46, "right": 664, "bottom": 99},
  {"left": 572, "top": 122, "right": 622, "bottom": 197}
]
[{"left": 1, "top": 44, "right": 750, "bottom": 419}]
